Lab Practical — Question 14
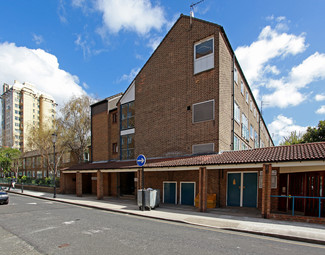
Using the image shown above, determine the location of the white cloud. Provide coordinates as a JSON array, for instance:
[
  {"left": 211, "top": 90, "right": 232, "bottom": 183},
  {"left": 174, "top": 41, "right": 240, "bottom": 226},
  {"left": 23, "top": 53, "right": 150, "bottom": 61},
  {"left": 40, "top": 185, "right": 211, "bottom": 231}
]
[
  {"left": 235, "top": 25, "right": 306, "bottom": 86},
  {"left": 95, "top": 0, "right": 166, "bottom": 35},
  {"left": 32, "top": 34, "right": 44, "bottom": 45},
  {"left": 315, "top": 94, "right": 325, "bottom": 101},
  {"left": 268, "top": 115, "right": 307, "bottom": 145},
  {"left": 316, "top": 105, "right": 325, "bottom": 114},
  {"left": 75, "top": 34, "right": 91, "bottom": 58},
  {"left": 0, "top": 42, "right": 86, "bottom": 107},
  {"left": 58, "top": 0, "right": 68, "bottom": 23},
  {"left": 147, "top": 36, "right": 163, "bottom": 51},
  {"left": 262, "top": 52, "right": 325, "bottom": 108},
  {"left": 82, "top": 82, "right": 89, "bottom": 89},
  {"left": 118, "top": 67, "right": 140, "bottom": 83}
]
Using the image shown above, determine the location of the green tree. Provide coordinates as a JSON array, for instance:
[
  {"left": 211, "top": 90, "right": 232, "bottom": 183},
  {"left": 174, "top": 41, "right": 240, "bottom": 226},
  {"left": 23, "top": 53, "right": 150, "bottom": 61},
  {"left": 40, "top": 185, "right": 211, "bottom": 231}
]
[
  {"left": 280, "top": 131, "right": 303, "bottom": 145},
  {"left": 26, "top": 124, "right": 66, "bottom": 178},
  {"left": 58, "top": 95, "right": 92, "bottom": 163},
  {"left": 302, "top": 120, "right": 325, "bottom": 143},
  {"left": 0, "top": 147, "right": 21, "bottom": 176}
]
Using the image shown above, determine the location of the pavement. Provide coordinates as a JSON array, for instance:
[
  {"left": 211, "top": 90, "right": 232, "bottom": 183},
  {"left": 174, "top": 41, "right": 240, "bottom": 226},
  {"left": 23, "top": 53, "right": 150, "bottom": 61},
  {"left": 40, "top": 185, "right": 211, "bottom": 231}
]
[{"left": 5, "top": 188, "right": 325, "bottom": 245}]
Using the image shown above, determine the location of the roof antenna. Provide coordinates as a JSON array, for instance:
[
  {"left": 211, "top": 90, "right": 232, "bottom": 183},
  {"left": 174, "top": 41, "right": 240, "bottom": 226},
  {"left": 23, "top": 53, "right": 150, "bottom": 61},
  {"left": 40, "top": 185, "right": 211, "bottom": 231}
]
[{"left": 190, "top": 0, "right": 204, "bottom": 25}]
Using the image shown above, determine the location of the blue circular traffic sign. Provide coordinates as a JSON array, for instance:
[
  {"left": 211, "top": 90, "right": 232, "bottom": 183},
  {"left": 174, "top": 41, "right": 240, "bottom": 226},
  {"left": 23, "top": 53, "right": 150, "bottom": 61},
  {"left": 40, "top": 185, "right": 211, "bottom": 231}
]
[{"left": 136, "top": 154, "right": 146, "bottom": 167}]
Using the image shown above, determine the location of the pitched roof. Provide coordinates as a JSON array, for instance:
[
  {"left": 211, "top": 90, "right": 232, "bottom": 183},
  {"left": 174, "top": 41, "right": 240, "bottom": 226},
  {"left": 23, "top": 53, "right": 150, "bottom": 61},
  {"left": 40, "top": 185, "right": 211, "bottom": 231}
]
[
  {"left": 63, "top": 142, "right": 325, "bottom": 172},
  {"left": 145, "top": 142, "right": 325, "bottom": 168}
]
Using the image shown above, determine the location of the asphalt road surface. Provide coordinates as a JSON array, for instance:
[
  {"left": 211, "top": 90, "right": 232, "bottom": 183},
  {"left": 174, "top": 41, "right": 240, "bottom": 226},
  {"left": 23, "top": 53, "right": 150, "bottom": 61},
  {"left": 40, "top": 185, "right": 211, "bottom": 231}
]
[{"left": 0, "top": 194, "right": 324, "bottom": 255}]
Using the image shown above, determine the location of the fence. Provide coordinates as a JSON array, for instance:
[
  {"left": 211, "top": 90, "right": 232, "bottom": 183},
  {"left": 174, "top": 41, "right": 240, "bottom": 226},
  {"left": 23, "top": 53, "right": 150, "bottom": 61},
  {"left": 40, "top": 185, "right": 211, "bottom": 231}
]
[{"left": 271, "top": 195, "right": 325, "bottom": 218}]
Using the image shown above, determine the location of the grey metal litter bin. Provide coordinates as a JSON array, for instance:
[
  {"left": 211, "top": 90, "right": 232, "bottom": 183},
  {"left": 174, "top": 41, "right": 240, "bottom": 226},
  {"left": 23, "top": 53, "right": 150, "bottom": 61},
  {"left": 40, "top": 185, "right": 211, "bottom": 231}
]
[{"left": 137, "top": 189, "right": 160, "bottom": 210}]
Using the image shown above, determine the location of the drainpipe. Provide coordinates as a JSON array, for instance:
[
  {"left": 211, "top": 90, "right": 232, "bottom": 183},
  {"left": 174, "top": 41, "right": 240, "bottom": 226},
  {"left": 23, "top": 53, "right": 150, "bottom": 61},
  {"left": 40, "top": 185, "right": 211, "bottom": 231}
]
[{"left": 231, "top": 55, "right": 235, "bottom": 150}]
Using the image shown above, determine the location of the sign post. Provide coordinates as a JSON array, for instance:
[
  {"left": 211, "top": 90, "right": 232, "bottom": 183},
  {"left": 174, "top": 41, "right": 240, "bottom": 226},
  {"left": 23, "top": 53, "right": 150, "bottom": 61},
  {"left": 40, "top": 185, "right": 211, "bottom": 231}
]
[{"left": 137, "top": 154, "right": 146, "bottom": 211}]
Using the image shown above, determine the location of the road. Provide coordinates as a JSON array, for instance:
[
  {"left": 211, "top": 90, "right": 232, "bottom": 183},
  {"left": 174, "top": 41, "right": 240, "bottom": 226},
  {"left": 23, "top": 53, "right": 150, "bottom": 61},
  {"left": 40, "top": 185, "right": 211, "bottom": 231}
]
[{"left": 0, "top": 193, "right": 324, "bottom": 255}]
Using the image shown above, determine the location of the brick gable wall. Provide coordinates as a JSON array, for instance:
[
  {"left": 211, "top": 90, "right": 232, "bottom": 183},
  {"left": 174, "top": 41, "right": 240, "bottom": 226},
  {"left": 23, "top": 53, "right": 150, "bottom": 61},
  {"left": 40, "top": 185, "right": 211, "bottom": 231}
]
[{"left": 135, "top": 17, "right": 223, "bottom": 158}]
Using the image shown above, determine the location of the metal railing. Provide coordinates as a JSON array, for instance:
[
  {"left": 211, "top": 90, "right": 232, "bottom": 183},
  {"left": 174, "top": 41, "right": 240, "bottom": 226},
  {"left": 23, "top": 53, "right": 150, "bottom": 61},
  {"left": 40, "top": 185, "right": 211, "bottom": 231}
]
[{"left": 271, "top": 195, "right": 325, "bottom": 218}]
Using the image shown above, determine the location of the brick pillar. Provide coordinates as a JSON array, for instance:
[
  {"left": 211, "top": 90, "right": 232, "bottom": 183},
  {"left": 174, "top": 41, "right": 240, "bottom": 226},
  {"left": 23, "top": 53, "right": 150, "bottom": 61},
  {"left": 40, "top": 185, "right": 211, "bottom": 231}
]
[
  {"left": 97, "top": 170, "right": 103, "bottom": 200},
  {"left": 261, "top": 164, "right": 272, "bottom": 218},
  {"left": 60, "top": 172, "right": 65, "bottom": 194},
  {"left": 199, "top": 167, "right": 208, "bottom": 212},
  {"left": 76, "top": 171, "right": 82, "bottom": 197}
]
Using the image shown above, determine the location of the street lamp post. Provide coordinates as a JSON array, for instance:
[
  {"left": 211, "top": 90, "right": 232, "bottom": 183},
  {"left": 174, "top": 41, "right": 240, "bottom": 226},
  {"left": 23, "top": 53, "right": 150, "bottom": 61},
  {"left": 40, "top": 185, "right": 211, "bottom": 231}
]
[{"left": 52, "top": 133, "right": 57, "bottom": 198}]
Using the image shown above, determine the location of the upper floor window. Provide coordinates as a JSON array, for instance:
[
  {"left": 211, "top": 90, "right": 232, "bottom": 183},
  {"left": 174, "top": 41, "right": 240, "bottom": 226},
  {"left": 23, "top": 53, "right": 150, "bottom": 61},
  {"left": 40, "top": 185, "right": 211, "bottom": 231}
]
[
  {"left": 121, "top": 101, "right": 135, "bottom": 130},
  {"left": 246, "top": 91, "right": 249, "bottom": 103},
  {"left": 234, "top": 66, "right": 238, "bottom": 84},
  {"left": 121, "top": 134, "right": 135, "bottom": 160},
  {"left": 112, "top": 143, "right": 118, "bottom": 154},
  {"left": 254, "top": 131, "right": 259, "bottom": 148},
  {"left": 234, "top": 135, "right": 239, "bottom": 151},
  {"left": 241, "top": 113, "right": 249, "bottom": 141},
  {"left": 193, "top": 100, "right": 214, "bottom": 123},
  {"left": 250, "top": 125, "right": 254, "bottom": 139},
  {"left": 234, "top": 101, "right": 240, "bottom": 123},
  {"left": 112, "top": 112, "right": 117, "bottom": 123},
  {"left": 194, "top": 37, "right": 214, "bottom": 74},
  {"left": 195, "top": 38, "right": 213, "bottom": 59}
]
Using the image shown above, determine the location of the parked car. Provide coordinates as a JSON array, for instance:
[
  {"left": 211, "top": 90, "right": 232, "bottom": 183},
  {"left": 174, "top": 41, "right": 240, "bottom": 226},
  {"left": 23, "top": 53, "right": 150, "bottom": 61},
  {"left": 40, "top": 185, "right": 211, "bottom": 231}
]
[{"left": 0, "top": 187, "right": 9, "bottom": 205}]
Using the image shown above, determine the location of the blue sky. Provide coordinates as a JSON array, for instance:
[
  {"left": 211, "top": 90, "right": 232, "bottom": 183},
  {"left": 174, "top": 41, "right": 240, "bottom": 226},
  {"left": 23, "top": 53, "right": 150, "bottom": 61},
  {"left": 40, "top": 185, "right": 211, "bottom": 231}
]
[{"left": 1, "top": 0, "right": 325, "bottom": 145}]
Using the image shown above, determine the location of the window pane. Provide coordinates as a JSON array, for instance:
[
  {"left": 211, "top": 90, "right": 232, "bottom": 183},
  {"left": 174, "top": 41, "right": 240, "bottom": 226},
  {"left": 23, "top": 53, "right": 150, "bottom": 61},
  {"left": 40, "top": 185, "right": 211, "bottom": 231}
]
[
  {"left": 121, "top": 119, "right": 128, "bottom": 130},
  {"left": 121, "top": 136, "right": 127, "bottom": 149},
  {"left": 195, "top": 39, "right": 213, "bottom": 59},
  {"left": 121, "top": 104, "right": 128, "bottom": 120},
  {"left": 128, "top": 116, "right": 135, "bottom": 129}
]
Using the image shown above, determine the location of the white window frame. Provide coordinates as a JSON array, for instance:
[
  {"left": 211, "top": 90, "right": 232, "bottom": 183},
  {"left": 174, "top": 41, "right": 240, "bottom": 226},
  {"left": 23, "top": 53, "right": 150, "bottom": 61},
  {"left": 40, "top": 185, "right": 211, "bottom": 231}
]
[
  {"left": 194, "top": 37, "right": 214, "bottom": 60},
  {"left": 234, "top": 66, "right": 238, "bottom": 84},
  {"left": 234, "top": 101, "right": 240, "bottom": 123},
  {"left": 194, "top": 37, "right": 214, "bottom": 74},
  {"left": 234, "top": 135, "right": 239, "bottom": 151}
]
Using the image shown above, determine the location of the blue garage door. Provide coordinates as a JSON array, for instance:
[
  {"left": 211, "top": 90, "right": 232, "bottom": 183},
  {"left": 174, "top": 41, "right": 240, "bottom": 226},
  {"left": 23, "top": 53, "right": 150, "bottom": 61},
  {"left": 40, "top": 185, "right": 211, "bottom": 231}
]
[
  {"left": 227, "top": 173, "right": 241, "bottom": 206},
  {"left": 243, "top": 173, "right": 257, "bottom": 207},
  {"left": 181, "top": 182, "right": 195, "bottom": 205},
  {"left": 163, "top": 182, "right": 176, "bottom": 204}
]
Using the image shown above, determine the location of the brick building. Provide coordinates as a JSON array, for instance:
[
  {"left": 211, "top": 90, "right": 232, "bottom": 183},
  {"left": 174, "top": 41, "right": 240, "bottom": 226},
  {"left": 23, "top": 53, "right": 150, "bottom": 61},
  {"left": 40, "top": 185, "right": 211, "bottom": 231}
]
[{"left": 61, "top": 15, "right": 288, "bottom": 215}]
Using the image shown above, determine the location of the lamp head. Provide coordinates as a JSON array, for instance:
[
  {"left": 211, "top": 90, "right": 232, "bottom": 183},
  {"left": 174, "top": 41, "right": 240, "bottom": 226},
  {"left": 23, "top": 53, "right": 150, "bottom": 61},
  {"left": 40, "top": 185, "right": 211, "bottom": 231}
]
[{"left": 52, "top": 133, "right": 57, "bottom": 143}]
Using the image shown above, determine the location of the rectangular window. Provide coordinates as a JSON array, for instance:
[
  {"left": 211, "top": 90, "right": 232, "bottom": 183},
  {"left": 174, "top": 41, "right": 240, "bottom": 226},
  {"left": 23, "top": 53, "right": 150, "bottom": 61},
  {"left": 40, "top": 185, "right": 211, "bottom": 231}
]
[
  {"left": 195, "top": 38, "right": 213, "bottom": 59},
  {"left": 120, "top": 101, "right": 135, "bottom": 130},
  {"left": 121, "top": 134, "right": 135, "bottom": 160},
  {"left": 234, "top": 66, "right": 238, "bottom": 84},
  {"left": 241, "top": 113, "right": 249, "bottom": 141},
  {"left": 112, "top": 143, "right": 118, "bottom": 154},
  {"left": 194, "top": 37, "right": 214, "bottom": 74},
  {"left": 193, "top": 100, "right": 214, "bottom": 123},
  {"left": 246, "top": 91, "right": 249, "bottom": 104},
  {"left": 234, "top": 136, "right": 239, "bottom": 151},
  {"left": 112, "top": 113, "right": 117, "bottom": 123},
  {"left": 250, "top": 100, "right": 253, "bottom": 111},
  {"left": 254, "top": 107, "right": 256, "bottom": 117},
  {"left": 234, "top": 101, "right": 240, "bottom": 123},
  {"left": 255, "top": 131, "right": 259, "bottom": 148},
  {"left": 250, "top": 125, "right": 254, "bottom": 139},
  {"left": 242, "top": 142, "right": 248, "bottom": 150},
  {"left": 192, "top": 143, "right": 214, "bottom": 154}
]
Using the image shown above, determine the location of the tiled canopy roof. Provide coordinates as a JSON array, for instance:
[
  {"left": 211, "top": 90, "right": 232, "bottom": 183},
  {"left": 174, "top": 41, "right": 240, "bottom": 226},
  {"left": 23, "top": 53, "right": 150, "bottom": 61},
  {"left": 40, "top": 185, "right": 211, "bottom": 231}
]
[
  {"left": 64, "top": 142, "right": 325, "bottom": 171},
  {"left": 145, "top": 142, "right": 325, "bottom": 168}
]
